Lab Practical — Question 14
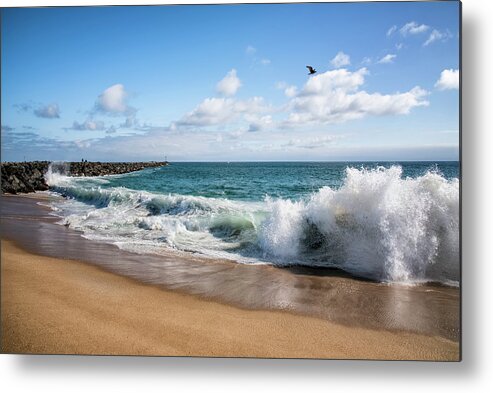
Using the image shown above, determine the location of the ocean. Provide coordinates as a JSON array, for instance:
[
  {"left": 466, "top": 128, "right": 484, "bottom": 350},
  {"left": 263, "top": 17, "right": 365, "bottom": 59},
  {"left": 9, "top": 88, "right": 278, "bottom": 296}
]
[{"left": 44, "top": 161, "right": 460, "bottom": 286}]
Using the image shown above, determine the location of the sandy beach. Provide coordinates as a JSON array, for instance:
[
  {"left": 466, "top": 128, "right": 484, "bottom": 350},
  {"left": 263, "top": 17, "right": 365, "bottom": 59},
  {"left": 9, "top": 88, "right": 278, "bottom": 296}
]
[
  {"left": 1, "top": 193, "right": 459, "bottom": 361},
  {"left": 1, "top": 239, "right": 459, "bottom": 360}
]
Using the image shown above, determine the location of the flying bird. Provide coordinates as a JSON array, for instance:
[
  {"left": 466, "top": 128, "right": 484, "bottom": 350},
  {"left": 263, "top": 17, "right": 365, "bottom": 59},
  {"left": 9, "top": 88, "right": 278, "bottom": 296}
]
[{"left": 306, "top": 66, "right": 317, "bottom": 75}]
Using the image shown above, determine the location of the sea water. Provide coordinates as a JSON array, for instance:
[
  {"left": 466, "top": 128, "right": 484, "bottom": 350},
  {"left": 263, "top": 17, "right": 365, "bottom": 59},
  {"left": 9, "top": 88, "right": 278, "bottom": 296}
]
[{"left": 44, "top": 161, "right": 460, "bottom": 285}]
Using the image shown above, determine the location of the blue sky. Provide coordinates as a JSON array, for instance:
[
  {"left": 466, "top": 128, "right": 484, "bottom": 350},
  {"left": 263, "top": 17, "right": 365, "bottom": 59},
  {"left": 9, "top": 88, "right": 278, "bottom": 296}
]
[{"left": 1, "top": 2, "right": 460, "bottom": 162}]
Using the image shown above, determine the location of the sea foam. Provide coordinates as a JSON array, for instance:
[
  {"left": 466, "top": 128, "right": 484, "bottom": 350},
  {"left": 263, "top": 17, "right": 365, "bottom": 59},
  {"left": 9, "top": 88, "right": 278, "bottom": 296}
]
[{"left": 45, "top": 163, "right": 459, "bottom": 285}]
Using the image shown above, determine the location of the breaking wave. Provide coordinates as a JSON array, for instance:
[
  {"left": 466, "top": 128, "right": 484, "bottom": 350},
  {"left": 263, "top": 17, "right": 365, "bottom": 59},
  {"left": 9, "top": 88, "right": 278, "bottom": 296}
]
[{"left": 45, "top": 164, "right": 459, "bottom": 285}]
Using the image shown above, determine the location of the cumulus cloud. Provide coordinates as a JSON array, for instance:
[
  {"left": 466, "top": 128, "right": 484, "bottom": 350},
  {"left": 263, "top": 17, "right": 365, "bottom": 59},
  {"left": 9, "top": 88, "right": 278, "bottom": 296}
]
[
  {"left": 71, "top": 119, "right": 106, "bottom": 131},
  {"left": 330, "top": 51, "right": 351, "bottom": 68},
  {"left": 400, "top": 21, "right": 429, "bottom": 36},
  {"left": 177, "top": 96, "right": 268, "bottom": 127},
  {"left": 302, "top": 67, "right": 368, "bottom": 94},
  {"left": 34, "top": 103, "right": 60, "bottom": 119},
  {"left": 377, "top": 54, "right": 397, "bottom": 64},
  {"left": 284, "top": 68, "right": 429, "bottom": 126},
  {"left": 435, "top": 69, "right": 459, "bottom": 90},
  {"left": 423, "top": 29, "right": 453, "bottom": 46},
  {"left": 216, "top": 69, "right": 242, "bottom": 97},
  {"left": 95, "top": 84, "right": 134, "bottom": 115}
]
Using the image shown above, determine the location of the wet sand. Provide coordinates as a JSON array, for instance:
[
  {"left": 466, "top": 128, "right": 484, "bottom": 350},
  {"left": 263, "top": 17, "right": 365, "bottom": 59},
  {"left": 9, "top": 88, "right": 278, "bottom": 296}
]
[{"left": 0, "top": 194, "right": 460, "bottom": 360}]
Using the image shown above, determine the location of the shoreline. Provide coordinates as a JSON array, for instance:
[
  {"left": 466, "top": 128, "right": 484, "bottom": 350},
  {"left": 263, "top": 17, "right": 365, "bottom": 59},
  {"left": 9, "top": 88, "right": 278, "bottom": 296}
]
[
  {"left": 1, "top": 240, "right": 459, "bottom": 360},
  {"left": 0, "top": 194, "right": 460, "bottom": 359}
]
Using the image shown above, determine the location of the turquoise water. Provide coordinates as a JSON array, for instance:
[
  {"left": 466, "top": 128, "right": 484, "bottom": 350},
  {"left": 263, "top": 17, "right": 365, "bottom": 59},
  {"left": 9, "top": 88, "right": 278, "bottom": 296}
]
[
  {"left": 45, "top": 161, "right": 460, "bottom": 285},
  {"left": 84, "top": 161, "right": 460, "bottom": 201}
]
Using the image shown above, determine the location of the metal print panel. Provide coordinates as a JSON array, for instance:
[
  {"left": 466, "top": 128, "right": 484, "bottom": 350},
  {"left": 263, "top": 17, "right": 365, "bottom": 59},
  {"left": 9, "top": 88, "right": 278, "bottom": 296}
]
[{"left": 0, "top": 1, "right": 461, "bottom": 360}]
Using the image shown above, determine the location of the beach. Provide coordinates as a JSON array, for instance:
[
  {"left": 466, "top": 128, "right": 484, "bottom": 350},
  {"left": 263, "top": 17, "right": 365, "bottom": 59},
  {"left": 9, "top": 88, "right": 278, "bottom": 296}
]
[{"left": 0, "top": 194, "right": 460, "bottom": 360}]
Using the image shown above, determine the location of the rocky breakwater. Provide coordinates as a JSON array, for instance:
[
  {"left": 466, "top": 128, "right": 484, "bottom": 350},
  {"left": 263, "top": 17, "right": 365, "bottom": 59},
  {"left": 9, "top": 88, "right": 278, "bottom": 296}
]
[{"left": 1, "top": 161, "right": 168, "bottom": 194}]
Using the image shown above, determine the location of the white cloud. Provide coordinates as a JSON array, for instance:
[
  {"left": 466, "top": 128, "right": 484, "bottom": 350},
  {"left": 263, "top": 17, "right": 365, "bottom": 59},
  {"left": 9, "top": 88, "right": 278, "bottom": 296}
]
[
  {"left": 276, "top": 82, "right": 297, "bottom": 97},
  {"left": 435, "top": 69, "right": 459, "bottom": 90},
  {"left": 395, "top": 43, "right": 404, "bottom": 50},
  {"left": 284, "top": 85, "right": 298, "bottom": 98},
  {"left": 177, "top": 96, "right": 268, "bottom": 127},
  {"left": 377, "top": 54, "right": 397, "bottom": 64},
  {"left": 387, "top": 25, "right": 397, "bottom": 37},
  {"left": 284, "top": 68, "right": 429, "bottom": 126},
  {"left": 400, "top": 21, "right": 429, "bottom": 36},
  {"left": 302, "top": 67, "right": 368, "bottom": 94},
  {"left": 330, "top": 51, "right": 351, "bottom": 68},
  {"left": 361, "top": 57, "right": 372, "bottom": 65},
  {"left": 71, "top": 120, "right": 106, "bottom": 131},
  {"left": 96, "top": 84, "right": 131, "bottom": 114},
  {"left": 216, "top": 69, "right": 242, "bottom": 97},
  {"left": 34, "top": 103, "right": 60, "bottom": 119},
  {"left": 260, "top": 58, "right": 271, "bottom": 65},
  {"left": 424, "top": 29, "right": 453, "bottom": 46}
]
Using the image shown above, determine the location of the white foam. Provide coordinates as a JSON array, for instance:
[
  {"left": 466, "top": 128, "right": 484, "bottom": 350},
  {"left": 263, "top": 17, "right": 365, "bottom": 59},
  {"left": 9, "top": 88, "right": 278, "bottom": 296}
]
[
  {"left": 45, "top": 164, "right": 459, "bottom": 285},
  {"left": 258, "top": 166, "right": 459, "bottom": 283}
]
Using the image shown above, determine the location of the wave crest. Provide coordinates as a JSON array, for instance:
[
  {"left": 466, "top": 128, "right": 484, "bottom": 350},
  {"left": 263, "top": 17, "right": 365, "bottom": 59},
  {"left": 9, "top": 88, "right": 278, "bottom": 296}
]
[
  {"left": 259, "top": 166, "right": 459, "bottom": 283},
  {"left": 45, "top": 163, "right": 459, "bottom": 285}
]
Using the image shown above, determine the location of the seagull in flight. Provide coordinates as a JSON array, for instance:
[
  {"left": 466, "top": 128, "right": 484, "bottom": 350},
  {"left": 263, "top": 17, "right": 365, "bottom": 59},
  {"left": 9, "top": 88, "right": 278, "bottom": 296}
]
[{"left": 306, "top": 66, "right": 317, "bottom": 75}]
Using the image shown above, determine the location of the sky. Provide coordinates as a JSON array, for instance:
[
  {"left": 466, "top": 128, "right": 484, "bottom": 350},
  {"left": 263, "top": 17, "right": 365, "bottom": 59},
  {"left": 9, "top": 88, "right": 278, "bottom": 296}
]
[{"left": 1, "top": 1, "right": 460, "bottom": 162}]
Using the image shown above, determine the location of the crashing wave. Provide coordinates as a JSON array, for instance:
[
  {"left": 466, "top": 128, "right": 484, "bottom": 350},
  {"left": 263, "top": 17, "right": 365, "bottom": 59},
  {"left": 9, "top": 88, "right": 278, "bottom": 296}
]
[{"left": 45, "top": 163, "right": 459, "bottom": 285}]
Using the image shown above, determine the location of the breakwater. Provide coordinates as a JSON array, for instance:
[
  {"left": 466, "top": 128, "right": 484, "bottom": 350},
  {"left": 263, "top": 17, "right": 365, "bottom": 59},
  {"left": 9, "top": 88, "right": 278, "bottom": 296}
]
[{"left": 1, "top": 161, "right": 168, "bottom": 194}]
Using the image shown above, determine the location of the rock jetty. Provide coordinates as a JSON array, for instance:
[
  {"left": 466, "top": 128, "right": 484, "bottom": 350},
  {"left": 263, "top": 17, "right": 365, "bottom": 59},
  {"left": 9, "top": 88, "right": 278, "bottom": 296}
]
[{"left": 1, "top": 161, "right": 168, "bottom": 194}]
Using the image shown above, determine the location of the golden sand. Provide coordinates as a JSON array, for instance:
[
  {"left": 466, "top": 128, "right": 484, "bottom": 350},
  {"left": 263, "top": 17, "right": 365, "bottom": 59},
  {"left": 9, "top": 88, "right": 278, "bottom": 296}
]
[{"left": 1, "top": 240, "right": 459, "bottom": 360}]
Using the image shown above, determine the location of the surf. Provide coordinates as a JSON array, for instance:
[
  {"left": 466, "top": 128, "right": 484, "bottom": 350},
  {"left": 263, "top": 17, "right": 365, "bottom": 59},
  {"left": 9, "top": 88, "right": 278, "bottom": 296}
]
[{"left": 44, "top": 163, "right": 459, "bottom": 285}]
